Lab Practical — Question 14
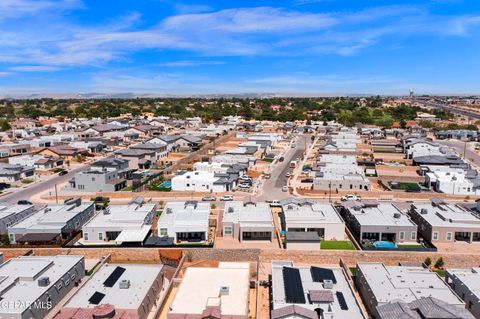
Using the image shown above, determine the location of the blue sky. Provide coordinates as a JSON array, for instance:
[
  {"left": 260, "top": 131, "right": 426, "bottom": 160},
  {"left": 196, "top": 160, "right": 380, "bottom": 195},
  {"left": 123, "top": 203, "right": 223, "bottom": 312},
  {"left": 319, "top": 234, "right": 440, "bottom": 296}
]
[{"left": 1, "top": 0, "right": 480, "bottom": 95}]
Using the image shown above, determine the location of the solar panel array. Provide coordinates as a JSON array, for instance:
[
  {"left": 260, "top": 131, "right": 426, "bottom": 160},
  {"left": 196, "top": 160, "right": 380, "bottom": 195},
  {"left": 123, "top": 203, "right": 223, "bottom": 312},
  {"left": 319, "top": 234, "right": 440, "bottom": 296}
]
[
  {"left": 282, "top": 267, "right": 306, "bottom": 304},
  {"left": 336, "top": 291, "right": 349, "bottom": 310},
  {"left": 88, "top": 291, "right": 105, "bottom": 305},
  {"left": 103, "top": 266, "right": 126, "bottom": 287},
  {"left": 310, "top": 267, "right": 337, "bottom": 284}
]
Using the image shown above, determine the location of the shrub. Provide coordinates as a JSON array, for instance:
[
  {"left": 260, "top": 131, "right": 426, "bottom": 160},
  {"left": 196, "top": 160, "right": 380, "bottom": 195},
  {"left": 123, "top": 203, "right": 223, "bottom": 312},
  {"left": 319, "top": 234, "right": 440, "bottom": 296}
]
[
  {"left": 424, "top": 257, "right": 432, "bottom": 267},
  {"left": 434, "top": 257, "right": 444, "bottom": 269}
]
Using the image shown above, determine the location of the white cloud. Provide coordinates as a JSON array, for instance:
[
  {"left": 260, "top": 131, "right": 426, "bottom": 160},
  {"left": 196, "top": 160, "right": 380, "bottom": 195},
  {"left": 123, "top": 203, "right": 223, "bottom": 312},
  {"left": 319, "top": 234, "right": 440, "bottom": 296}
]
[
  {"left": 10, "top": 65, "right": 60, "bottom": 72},
  {"left": 0, "top": 3, "right": 478, "bottom": 68}
]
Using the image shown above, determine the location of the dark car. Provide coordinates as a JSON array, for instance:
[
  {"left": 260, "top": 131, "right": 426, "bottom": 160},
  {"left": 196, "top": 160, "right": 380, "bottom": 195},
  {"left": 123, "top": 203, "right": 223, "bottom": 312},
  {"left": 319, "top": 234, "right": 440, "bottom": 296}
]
[
  {"left": 17, "top": 200, "right": 33, "bottom": 205},
  {"left": 279, "top": 157, "right": 284, "bottom": 162},
  {"left": 0, "top": 183, "right": 10, "bottom": 190},
  {"left": 301, "top": 178, "right": 314, "bottom": 183},
  {"left": 58, "top": 170, "right": 68, "bottom": 176}
]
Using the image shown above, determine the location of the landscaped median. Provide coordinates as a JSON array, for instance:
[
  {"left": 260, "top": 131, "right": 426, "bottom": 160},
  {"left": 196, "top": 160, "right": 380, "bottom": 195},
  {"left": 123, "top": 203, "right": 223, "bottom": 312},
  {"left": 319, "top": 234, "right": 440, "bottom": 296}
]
[{"left": 320, "top": 240, "right": 356, "bottom": 250}]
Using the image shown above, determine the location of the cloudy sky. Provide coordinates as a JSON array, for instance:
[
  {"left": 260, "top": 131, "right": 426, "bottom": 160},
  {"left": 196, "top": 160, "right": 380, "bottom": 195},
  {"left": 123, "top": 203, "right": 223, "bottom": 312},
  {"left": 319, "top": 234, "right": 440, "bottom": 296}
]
[{"left": 1, "top": 0, "right": 479, "bottom": 95}]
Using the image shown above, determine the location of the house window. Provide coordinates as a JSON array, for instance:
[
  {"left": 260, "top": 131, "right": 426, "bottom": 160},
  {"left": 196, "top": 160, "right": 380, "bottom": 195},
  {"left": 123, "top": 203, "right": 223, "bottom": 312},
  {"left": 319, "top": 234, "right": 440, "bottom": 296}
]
[
  {"left": 98, "top": 233, "right": 103, "bottom": 241},
  {"left": 411, "top": 231, "right": 417, "bottom": 240},
  {"left": 224, "top": 227, "right": 233, "bottom": 235},
  {"left": 78, "top": 185, "right": 84, "bottom": 190},
  {"left": 9, "top": 234, "right": 14, "bottom": 242},
  {"left": 399, "top": 232, "right": 405, "bottom": 240},
  {"left": 159, "top": 228, "right": 168, "bottom": 236},
  {"left": 84, "top": 233, "right": 89, "bottom": 241},
  {"left": 433, "top": 232, "right": 439, "bottom": 240},
  {"left": 446, "top": 232, "right": 452, "bottom": 241}
]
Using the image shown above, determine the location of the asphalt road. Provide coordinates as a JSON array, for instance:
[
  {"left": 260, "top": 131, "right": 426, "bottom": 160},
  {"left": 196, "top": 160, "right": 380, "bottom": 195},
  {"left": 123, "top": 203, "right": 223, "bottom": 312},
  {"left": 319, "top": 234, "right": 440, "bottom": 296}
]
[
  {"left": 257, "top": 134, "right": 309, "bottom": 201},
  {"left": 419, "top": 101, "right": 480, "bottom": 120},
  {"left": 436, "top": 139, "right": 480, "bottom": 168},
  {"left": 0, "top": 165, "right": 86, "bottom": 204}
]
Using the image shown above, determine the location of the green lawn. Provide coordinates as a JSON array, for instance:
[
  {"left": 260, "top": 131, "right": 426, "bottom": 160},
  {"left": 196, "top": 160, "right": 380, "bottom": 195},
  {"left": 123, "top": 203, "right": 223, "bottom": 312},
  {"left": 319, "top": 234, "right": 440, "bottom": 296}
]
[
  {"left": 320, "top": 240, "right": 356, "bottom": 250},
  {"left": 434, "top": 269, "right": 446, "bottom": 277},
  {"left": 122, "top": 185, "right": 132, "bottom": 191},
  {"left": 350, "top": 267, "right": 357, "bottom": 276}
]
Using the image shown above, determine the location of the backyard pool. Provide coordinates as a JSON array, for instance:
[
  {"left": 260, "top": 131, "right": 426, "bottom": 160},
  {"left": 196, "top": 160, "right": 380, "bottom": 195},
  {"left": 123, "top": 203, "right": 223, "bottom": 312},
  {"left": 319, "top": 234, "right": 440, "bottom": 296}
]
[
  {"left": 160, "top": 181, "right": 172, "bottom": 188},
  {"left": 373, "top": 241, "right": 397, "bottom": 249}
]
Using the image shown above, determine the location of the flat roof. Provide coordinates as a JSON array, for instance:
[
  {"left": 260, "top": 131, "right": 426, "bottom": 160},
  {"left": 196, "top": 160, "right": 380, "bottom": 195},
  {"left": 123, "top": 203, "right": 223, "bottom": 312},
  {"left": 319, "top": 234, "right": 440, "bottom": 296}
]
[
  {"left": 0, "top": 203, "right": 33, "bottom": 220},
  {"left": 357, "top": 263, "right": 464, "bottom": 306},
  {"left": 169, "top": 262, "right": 250, "bottom": 316},
  {"left": 9, "top": 203, "right": 93, "bottom": 232},
  {"left": 344, "top": 202, "right": 416, "bottom": 228},
  {"left": 412, "top": 202, "right": 480, "bottom": 228},
  {"left": 158, "top": 201, "right": 210, "bottom": 232},
  {"left": 83, "top": 204, "right": 155, "bottom": 229},
  {"left": 446, "top": 268, "right": 480, "bottom": 300},
  {"left": 223, "top": 201, "right": 273, "bottom": 225},
  {"left": 65, "top": 263, "right": 163, "bottom": 310},
  {"left": 271, "top": 261, "right": 365, "bottom": 319},
  {"left": 283, "top": 202, "right": 343, "bottom": 225},
  {"left": 0, "top": 255, "right": 84, "bottom": 314}
]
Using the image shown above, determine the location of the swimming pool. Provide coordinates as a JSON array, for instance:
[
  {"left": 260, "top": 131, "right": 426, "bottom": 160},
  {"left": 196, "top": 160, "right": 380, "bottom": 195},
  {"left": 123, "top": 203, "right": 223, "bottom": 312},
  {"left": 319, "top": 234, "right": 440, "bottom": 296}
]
[{"left": 373, "top": 241, "right": 397, "bottom": 249}]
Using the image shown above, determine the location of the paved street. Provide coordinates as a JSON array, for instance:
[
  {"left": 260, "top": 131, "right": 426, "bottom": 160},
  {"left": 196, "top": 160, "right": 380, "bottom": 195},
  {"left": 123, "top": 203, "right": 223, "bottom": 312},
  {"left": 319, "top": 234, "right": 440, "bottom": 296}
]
[
  {"left": 256, "top": 134, "right": 309, "bottom": 201},
  {"left": 0, "top": 165, "right": 87, "bottom": 204},
  {"left": 436, "top": 139, "right": 480, "bottom": 169}
]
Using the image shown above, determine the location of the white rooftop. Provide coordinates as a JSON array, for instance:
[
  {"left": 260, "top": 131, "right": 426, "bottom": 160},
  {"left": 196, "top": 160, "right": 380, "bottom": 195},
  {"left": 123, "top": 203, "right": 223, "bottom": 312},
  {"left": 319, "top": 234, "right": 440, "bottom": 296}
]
[
  {"left": 413, "top": 202, "right": 480, "bottom": 228},
  {"left": 345, "top": 203, "right": 416, "bottom": 227},
  {"left": 65, "top": 263, "right": 163, "bottom": 309},
  {"left": 223, "top": 201, "right": 273, "bottom": 226},
  {"left": 9, "top": 203, "right": 93, "bottom": 232},
  {"left": 283, "top": 202, "right": 343, "bottom": 225},
  {"left": 357, "top": 263, "right": 464, "bottom": 306},
  {"left": 446, "top": 268, "right": 480, "bottom": 300},
  {"left": 0, "top": 255, "right": 84, "bottom": 314},
  {"left": 83, "top": 204, "right": 156, "bottom": 229},
  {"left": 158, "top": 201, "right": 210, "bottom": 232},
  {"left": 169, "top": 262, "right": 250, "bottom": 316},
  {"left": 0, "top": 203, "right": 34, "bottom": 220}
]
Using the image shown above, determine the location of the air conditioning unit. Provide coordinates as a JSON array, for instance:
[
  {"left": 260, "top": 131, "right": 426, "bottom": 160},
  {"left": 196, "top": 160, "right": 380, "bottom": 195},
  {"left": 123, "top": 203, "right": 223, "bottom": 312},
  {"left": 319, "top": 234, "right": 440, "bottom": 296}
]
[
  {"left": 119, "top": 279, "right": 130, "bottom": 289},
  {"left": 219, "top": 286, "right": 229, "bottom": 296},
  {"left": 38, "top": 277, "right": 50, "bottom": 287},
  {"left": 323, "top": 280, "right": 334, "bottom": 289}
]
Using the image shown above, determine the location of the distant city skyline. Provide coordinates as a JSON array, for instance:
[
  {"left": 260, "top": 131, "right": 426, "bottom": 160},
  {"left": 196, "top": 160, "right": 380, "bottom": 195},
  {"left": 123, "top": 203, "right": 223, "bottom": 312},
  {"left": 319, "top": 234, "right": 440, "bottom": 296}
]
[{"left": 1, "top": 0, "right": 480, "bottom": 96}]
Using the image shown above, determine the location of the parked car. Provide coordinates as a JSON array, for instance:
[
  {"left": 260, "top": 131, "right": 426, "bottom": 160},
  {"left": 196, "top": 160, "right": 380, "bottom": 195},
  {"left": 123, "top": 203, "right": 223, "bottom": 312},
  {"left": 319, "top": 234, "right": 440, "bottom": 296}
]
[
  {"left": 0, "top": 183, "right": 10, "bottom": 190},
  {"left": 239, "top": 175, "right": 252, "bottom": 181},
  {"left": 282, "top": 186, "right": 289, "bottom": 192},
  {"left": 301, "top": 178, "right": 314, "bottom": 183},
  {"left": 264, "top": 173, "right": 271, "bottom": 179},
  {"left": 17, "top": 200, "right": 33, "bottom": 205},
  {"left": 279, "top": 157, "right": 284, "bottom": 162},
  {"left": 238, "top": 183, "right": 251, "bottom": 188},
  {"left": 220, "top": 195, "right": 234, "bottom": 201},
  {"left": 58, "top": 170, "right": 68, "bottom": 176},
  {"left": 201, "top": 196, "right": 217, "bottom": 201},
  {"left": 341, "top": 194, "right": 360, "bottom": 201},
  {"left": 285, "top": 172, "right": 292, "bottom": 178}
]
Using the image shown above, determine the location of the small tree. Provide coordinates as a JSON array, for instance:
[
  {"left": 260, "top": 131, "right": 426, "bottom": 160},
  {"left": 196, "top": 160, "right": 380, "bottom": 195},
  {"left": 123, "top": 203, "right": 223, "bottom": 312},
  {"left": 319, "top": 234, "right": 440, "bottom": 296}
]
[
  {"left": 424, "top": 257, "right": 432, "bottom": 267},
  {"left": 434, "top": 257, "right": 444, "bottom": 269}
]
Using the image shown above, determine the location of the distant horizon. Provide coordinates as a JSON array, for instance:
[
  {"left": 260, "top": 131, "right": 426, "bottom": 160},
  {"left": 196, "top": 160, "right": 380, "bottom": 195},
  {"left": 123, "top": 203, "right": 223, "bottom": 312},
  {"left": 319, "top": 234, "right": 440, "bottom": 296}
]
[{"left": 1, "top": 1, "right": 480, "bottom": 95}]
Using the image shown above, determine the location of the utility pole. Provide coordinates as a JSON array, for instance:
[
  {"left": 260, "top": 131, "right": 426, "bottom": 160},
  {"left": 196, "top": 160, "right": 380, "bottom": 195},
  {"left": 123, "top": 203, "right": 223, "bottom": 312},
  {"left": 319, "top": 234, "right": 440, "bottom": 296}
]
[
  {"left": 463, "top": 141, "right": 467, "bottom": 159},
  {"left": 55, "top": 184, "right": 58, "bottom": 204}
]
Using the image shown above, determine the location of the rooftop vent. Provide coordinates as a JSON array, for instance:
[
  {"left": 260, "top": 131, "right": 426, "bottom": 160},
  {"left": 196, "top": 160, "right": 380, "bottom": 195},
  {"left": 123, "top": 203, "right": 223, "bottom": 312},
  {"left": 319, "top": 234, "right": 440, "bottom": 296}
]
[
  {"left": 119, "top": 279, "right": 130, "bottom": 289},
  {"left": 166, "top": 208, "right": 173, "bottom": 214},
  {"left": 228, "top": 207, "right": 234, "bottom": 213},
  {"left": 420, "top": 209, "right": 428, "bottom": 215},
  {"left": 103, "top": 208, "right": 110, "bottom": 215},
  {"left": 219, "top": 286, "right": 229, "bottom": 296},
  {"left": 323, "top": 279, "right": 334, "bottom": 289},
  {"left": 38, "top": 277, "right": 50, "bottom": 287},
  {"left": 393, "top": 213, "right": 401, "bottom": 219}
]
